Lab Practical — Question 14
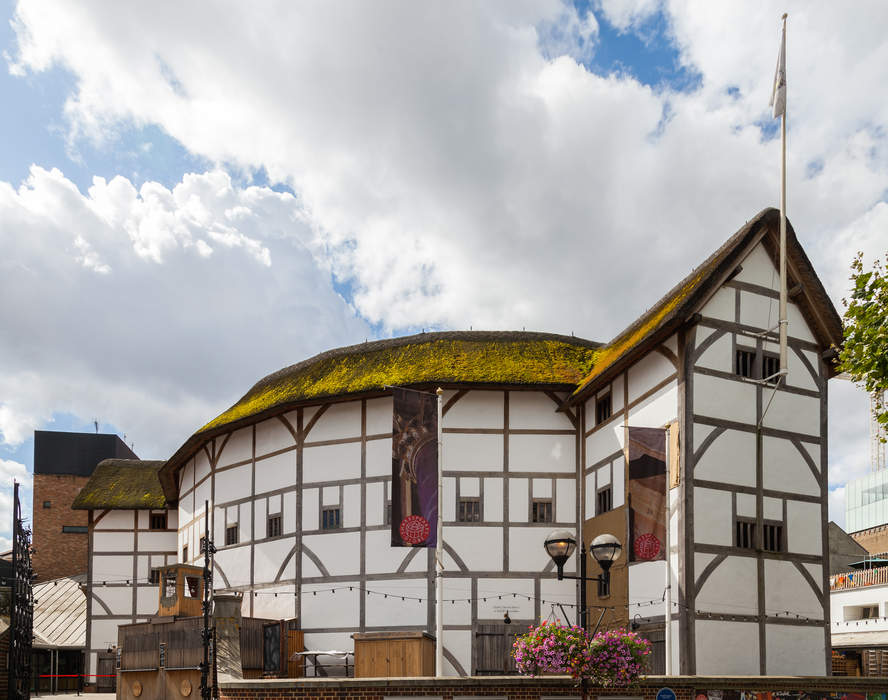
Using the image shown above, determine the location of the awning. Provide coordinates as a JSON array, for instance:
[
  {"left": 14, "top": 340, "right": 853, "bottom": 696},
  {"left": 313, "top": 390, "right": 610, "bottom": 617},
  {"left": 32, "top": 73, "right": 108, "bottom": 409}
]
[{"left": 832, "top": 630, "right": 888, "bottom": 648}]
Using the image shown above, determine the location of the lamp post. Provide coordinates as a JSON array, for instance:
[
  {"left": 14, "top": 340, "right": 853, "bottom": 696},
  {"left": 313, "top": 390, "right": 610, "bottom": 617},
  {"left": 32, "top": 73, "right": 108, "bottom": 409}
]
[{"left": 544, "top": 530, "right": 622, "bottom": 635}]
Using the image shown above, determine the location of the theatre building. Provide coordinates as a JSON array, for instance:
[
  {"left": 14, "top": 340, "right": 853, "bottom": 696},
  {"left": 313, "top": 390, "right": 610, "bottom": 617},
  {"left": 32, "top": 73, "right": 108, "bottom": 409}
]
[{"left": 74, "top": 207, "right": 842, "bottom": 680}]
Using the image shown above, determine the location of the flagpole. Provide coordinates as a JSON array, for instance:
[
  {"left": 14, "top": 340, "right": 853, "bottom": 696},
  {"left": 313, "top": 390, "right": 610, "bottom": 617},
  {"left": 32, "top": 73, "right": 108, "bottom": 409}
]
[
  {"left": 778, "top": 12, "right": 789, "bottom": 378},
  {"left": 664, "top": 426, "right": 672, "bottom": 675},
  {"left": 435, "top": 386, "right": 444, "bottom": 677}
]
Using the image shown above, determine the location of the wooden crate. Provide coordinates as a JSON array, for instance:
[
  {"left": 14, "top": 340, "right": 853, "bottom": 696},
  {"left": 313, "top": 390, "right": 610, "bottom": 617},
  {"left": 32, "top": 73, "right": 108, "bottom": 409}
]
[{"left": 352, "top": 632, "right": 435, "bottom": 678}]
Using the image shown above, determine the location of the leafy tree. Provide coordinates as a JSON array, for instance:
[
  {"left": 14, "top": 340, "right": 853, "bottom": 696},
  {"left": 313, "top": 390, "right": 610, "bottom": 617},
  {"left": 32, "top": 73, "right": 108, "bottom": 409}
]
[{"left": 840, "top": 252, "right": 888, "bottom": 435}]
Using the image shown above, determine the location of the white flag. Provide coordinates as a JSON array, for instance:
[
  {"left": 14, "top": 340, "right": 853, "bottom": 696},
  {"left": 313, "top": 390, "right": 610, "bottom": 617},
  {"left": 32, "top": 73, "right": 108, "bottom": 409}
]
[{"left": 769, "top": 23, "right": 786, "bottom": 118}]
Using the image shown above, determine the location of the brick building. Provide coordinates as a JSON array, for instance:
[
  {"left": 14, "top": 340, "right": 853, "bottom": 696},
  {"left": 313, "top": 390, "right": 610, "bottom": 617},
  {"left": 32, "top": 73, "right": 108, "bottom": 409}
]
[{"left": 32, "top": 431, "right": 137, "bottom": 582}]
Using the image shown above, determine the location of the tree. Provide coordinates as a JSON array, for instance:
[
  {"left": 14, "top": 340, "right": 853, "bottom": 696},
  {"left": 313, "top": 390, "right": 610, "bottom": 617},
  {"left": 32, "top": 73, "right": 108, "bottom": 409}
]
[{"left": 840, "top": 252, "right": 888, "bottom": 435}]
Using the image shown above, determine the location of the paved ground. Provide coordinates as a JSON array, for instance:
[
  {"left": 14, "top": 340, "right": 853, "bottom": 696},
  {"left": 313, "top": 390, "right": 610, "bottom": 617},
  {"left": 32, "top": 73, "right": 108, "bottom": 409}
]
[{"left": 30, "top": 694, "right": 116, "bottom": 699}]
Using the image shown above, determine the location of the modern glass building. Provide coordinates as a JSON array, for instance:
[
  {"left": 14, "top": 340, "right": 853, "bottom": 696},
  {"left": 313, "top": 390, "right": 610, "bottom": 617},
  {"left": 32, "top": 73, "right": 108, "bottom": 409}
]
[{"left": 846, "top": 469, "right": 888, "bottom": 533}]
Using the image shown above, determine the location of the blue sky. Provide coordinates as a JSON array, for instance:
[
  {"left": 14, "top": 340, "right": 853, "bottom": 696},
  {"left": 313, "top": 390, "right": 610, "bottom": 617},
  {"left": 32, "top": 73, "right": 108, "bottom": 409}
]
[{"left": 1, "top": 1, "right": 884, "bottom": 548}]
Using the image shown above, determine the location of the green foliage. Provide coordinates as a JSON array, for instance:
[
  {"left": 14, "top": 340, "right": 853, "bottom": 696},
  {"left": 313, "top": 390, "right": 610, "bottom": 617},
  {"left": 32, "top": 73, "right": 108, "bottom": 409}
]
[{"left": 840, "top": 252, "right": 888, "bottom": 434}]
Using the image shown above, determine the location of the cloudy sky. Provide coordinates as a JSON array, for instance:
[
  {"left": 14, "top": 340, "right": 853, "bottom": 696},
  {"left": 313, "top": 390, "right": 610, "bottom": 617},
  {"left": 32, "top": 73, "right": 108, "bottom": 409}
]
[{"left": 1, "top": 0, "right": 885, "bottom": 549}]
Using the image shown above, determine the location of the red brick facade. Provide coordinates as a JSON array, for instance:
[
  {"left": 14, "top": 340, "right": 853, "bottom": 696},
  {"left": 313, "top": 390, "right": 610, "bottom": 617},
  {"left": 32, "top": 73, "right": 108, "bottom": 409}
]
[
  {"left": 215, "top": 675, "right": 888, "bottom": 700},
  {"left": 31, "top": 473, "right": 91, "bottom": 582}
]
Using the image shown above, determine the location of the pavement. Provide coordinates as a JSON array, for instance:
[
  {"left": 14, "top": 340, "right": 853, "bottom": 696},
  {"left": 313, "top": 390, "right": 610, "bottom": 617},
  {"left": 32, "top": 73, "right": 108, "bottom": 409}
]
[{"left": 31, "top": 695, "right": 116, "bottom": 699}]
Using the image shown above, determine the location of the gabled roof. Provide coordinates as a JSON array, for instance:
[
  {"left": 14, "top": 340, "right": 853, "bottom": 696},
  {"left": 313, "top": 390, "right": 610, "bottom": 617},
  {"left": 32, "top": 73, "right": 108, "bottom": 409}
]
[
  {"left": 72, "top": 459, "right": 167, "bottom": 511},
  {"left": 32, "top": 575, "right": 87, "bottom": 649},
  {"left": 567, "top": 207, "right": 843, "bottom": 403}
]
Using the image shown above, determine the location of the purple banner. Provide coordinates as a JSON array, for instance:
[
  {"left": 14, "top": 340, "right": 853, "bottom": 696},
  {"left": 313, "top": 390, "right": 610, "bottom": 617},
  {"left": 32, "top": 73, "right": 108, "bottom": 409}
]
[
  {"left": 391, "top": 388, "right": 438, "bottom": 547},
  {"left": 628, "top": 426, "right": 666, "bottom": 562}
]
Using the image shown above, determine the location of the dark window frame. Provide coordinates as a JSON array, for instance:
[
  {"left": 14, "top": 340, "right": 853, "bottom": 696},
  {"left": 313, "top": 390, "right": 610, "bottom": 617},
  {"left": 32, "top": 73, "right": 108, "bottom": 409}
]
[
  {"left": 595, "top": 393, "right": 612, "bottom": 425},
  {"left": 531, "top": 499, "right": 553, "bottom": 523},
  {"left": 267, "top": 513, "right": 283, "bottom": 538},
  {"left": 597, "top": 486, "right": 613, "bottom": 515},
  {"left": 182, "top": 545, "right": 189, "bottom": 563},
  {"left": 457, "top": 497, "right": 482, "bottom": 523},
  {"left": 322, "top": 506, "right": 342, "bottom": 530},
  {"left": 43, "top": 501, "right": 51, "bottom": 509},
  {"left": 225, "top": 524, "right": 239, "bottom": 546},
  {"left": 61, "top": 525, "right": 88, "bottom": 534},
  {"left": 149, "top": 569, "right": 160, "bottom": 585},
  {"left": 150, "top": 512, "right": 168, "bottom": 530}
]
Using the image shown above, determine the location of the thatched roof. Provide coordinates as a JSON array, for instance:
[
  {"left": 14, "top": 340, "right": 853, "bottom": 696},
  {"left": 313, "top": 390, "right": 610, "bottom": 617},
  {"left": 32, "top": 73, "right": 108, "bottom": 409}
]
[{"left": 72, "top": 459, "right": 167, "bottom": 511}]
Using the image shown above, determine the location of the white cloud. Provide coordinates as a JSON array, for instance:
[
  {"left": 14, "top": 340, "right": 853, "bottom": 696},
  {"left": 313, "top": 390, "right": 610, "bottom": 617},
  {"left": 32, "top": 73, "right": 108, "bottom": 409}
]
[{"left": 829, "top": 486, "right": 846, "bottom": 529}]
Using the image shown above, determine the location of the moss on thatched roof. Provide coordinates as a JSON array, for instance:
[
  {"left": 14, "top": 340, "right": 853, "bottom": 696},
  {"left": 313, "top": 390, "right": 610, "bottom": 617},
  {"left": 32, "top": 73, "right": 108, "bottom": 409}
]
[
  {"left": 72, "top": 459, "right": 167, "bottom": 510},
  {"left": 198, "top": 331, "right": 600, "bottom": 434}
]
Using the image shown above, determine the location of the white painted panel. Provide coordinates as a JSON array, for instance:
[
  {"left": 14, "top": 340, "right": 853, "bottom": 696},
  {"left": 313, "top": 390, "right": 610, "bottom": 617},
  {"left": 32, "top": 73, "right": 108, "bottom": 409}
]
[
  {"left": 256, "top": 416, "right": 295, "bottom": 457},
  {"left": 214, "top": 463, "right": 250, "bottom": 505},
  {"left": 442, "top": 578, "right": 472, "bottom": 625},
  {"left": 307, "top": 401, "right": 362, "bottom": 442},
  {"left": 217, "top": 427, "right": 253, "bottom": 467},
  {"left": 255, "top": 451, "right": 295, "bottom": 496},
  {"left": 739, "top": 289, "right": 778, "bottom": 330},
  {"left": 443, "top": 628, "right": 471, "bottom": 677},
  {"left": 254, "top": 499, "right": 267, "bottom": 538},
  {"left": 362, "top": 579, "right": 427, "bottom": 627},
  {"left": 629, "top": 560, "right": 665, "bottom": 617},
  {"left": 92, "top": 554, "right": 134, "bottom": 582},
  {"left": 302, "top": 488, "right": 318, "bottom": 531},
  {"left": 366, "top": 482, "right": 384, "bottom": 527},
  {"left": 343, "top": 484, "right": 361, "bottom": 528},
  {"left": 322, "top": 486, "right": 339, "bottom": 506},
  {"left": 694, "top": 488, "right": 733, "bottom": 546},
  {"left": 239, "top": 502, "right": 253, "bottom": 540},
  {"left": 695, "top": 332, "right": 733, "bottom": 373},
  {"left": 195, "top": 450, "right": 211, "bottom": 486},
  {"left": 509, "top": 391, "right": 568, "bottom": 430},
  {"left": 736, "top": 243, "right": 776, "bottom": 287},
  {"left": 538, "top": 578, "right": 578, "bottom": 615},
  {"left": 597, "top": 464, "right": 610, "bottom": 487},
  {"left": 214, "top": 546, "right": 250, "bottom": 589},
  {"left": 694, "top": 429, "right": 756, "bottom": 488},
  {"left": 95, "top": 586, "right": 134, "bottom": 613},
  {"left": 284, "top": 492, "right": 297, "bottom": 533},
  {"left": 736, "top": 492, "right": 755, "bottom": 518},
  {"left": 509, "top": 434, "right": 574, "bottom": 472},
  {"left": 556, "top": 479, "right": 574, "bottom": 523},
  {"left": 302, "top": 532, "right": 361, "bottom": 576},
  {"left": 508, "top": 527, "right": 552, "bottom": 571},
  {"left": 765, "top": 624, "right": 825, "bottom": 675},
  {"left": 759, "top": 391, "right": 819, "bottom": 437},
  {"left": 484, "top": 478, "right": 503, "bottom": 522},
  {"left": 695, "top": 556, "right": 757, "bottom": 613},
  {"left": 764, "top": 560, "right": 823, "bottom": 620},
  {"left": 167, "top": 510, "right": 178, "bottom": 530},
  {"left": 610, "top": 377, "right": 624, "bottom": 413},
  {"left": 787, "top": 500, "right": 823, "bottom": 555},
  {"left": 693, "top": 424, "right": 715, "bottom": 452},
  {"left": 366, "top": 397, "right": 393, "bottom": 435},
  {"left": 254, "top": 537, "right": 296, "bottom": 584},
  {"left": 584, "top": 474, "right": 594, "bottom": 519},
  {"left": 136, "top": 555, "right": 149, "bottom": 580},
  {"left": 612, "top": 456, "right": 625, "bottom": 508},
  {"left": 94, "top": 531, "right": 135, "bottom": 552},
  {"left": 764, "top": 496, "right": 783, "bottom": 521},
  {"left": 303, "top": 442, "right": 361, "bottom": 483},
  {"left": 446, "top": 526, "right": 502, "bottom": 573},
  {"left": 509, "top": 479, "right": 528, "bottom": 522},
  {"left": 532, "top": 478, "right": 552, "bottom": 498},
  {"left": 444, "top": 390, "right": 503, "bottom": 429},
  {"left": 181, "top": 459, "right": 195, "bottom": 494},
  {"left": 585, "top": 424, "right": 623, "bottom": 468},
  {"left": 786, "top": 348, "right": 820, "bottom": 392},
  {"left": 138, "top": 531, "right": 177, "bottom": 552},
  {"left": 476, "top": 578, "right": 535, "bottom": 620},
  {"left": 137, "top": 511, "right": 148, "bottom": 530},
  {"left": 96, "top": 510, "right": 136, "bottom": 530},
  {"left": 700, "top": 286, "right": 735, "bottom": 322},
  {"left": 443, "top": 477, "right": 456, "bottom": 521},
  {"left": 695, "top": 620, "right": 759, "bottom": 674},
  {"left": 627, "top": 383, "right": 678, "bottom": 429},
  {"left": 137, "top": 586, "right": 159, "bottom": 615},
  {"left": 443, "top": 433, "right": 503, "bottom": 471},
  {"left": 628, "top": 351, "right": 675, "bottom": 404},
  {"left": 364, "top": 531, "right": 418, "bottom": 574},
  {"left": 214, "top": 510, "right": 226, "bottom": 544},
  {"left": 694, "top": 372, "right": 756, "bottom": 424},
  {"left": 366, "top": 437, "right": 391, "bottom": 477},
  {"left": 251, "top": 585, "right": 297, "bottom": 620},
  {"left": 194, "top": 477, "right": 211, "bottom": 514},
  {"left": 91, "top": 619, "right": 126, "bottom": 650},
  {"left": 461, "top": 477, "right": 480, "bottom": 497},
  {"left": 787, "top": 301, "right": 817, "bottom": 342}
]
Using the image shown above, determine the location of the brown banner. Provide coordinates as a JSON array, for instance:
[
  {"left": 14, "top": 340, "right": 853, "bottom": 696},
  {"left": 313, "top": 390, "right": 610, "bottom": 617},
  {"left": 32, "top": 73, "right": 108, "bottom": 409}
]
[
  {"left": 627, "top": 426, "right": 666, "bottom": 562},
  {"left": 391, "top": 388, "right": 438, "bottom": 547}
]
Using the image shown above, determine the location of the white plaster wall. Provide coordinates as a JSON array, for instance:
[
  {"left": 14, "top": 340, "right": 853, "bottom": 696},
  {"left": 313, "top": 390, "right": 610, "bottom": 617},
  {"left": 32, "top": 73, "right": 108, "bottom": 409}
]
[
  {"left": 695, "top": 556, "right": 758, "bottom": 614},
  {"left": 610, "top": 377, "right": 624, "bottom": 414},
  {"left": 364, "top": 531, "right": 420, "bottom": 575},
  {"left": 444, "top": 629, "right": 472, "bottom": 676},
  {"left": 763, "top": 560, "right": 822, "bottom": 619},
  {"left": 255, "top": 416, "right": 295, "bottom": 456},
  {"left": 476, "top": 578, "right": 535, "bottom": 619},
  {"left": 445, "top": 391, "right": 504, "bottom": 429},
  {"left": 138, "top": 531, "right": 177, "bottom": 552},
  {"left": 787, "top": 302, "right": 816, "bottom": 342},
  {"left": 194, "top": 451, "right": 211, "bottom": 485},
  {"left": 629, "top": 560, "right": 665, "bottom": 618},
  {"left": 509, "top": 479, "right": 528, "bottom": 522},
  {"left": 612, "top": 456, "right": 625, "bottom": 509},
  {"left": 694, "top": 373, "right": 756, "bottom": 424},
  {"left": 362, "top": 580, "right": 428, "bottom": 628},
  {"left": 509, "top": 392, "right": 567, "bottom": 429},
  {"left": 443, "top": 477, "right": 456, "bottom": 521},
  {"left": 442, "top": 578, "right": 472, "bottom": 625},
  {"left": 735, "top": 242, "right": 776, "bottom": 287},
  {"left": 301, "top": 583, "right": 362, "bottom": 628},
  {"left": 365, "top": 437, "right": 391, "bottom": 477},
  {"left": 91, "top": 619, "right": 125, "bottom": 649},
  {"left": 484, "top": 478, "right": 503, "bottom": 522},
  {"left": 555, "top": 479, "right": 575, "bottom": 523},
  {"left": 508, "top": 527, "right": 553, "bottom": 571},
  {"left": 626, "top": 383, "right": 677, "bottom": 428},
  {"left": 365, "top": 397, "right": 393, "bottom": 435},
  {"left": 303, "top": 532, "right": 361, "bottom": 576},
  {"left": 759, "top": 391, "right": 820, "bottom": 437},
  {"left": 445, "top": 527, "right": 503, "bottom": 573},
  {"left": 93, "top": 554, "right": 132, "bottom": 580},
  {"left": 509, "top": 434, "right": 574, "bottom": 472},
  {"left": 306, "top": 402, "right": 362, "bottom": 442},
  {"left": 94, "top": 531, "right": 135, "bottom": 552},
  {"left": 765, "top": 624, "right": 825, "bottom": 675},
  {"left": 443, "top": 433, "right": 503, "bottom": 470},
  {"left": 137, "top": 586, "right": 159, "bottom": 615},
  {"left": 215, "top": 463, "right": 251, "bottom": 504},
  {"left": 694, "top": 429, "right": 756, "bottom": 487},
  {"left": 95, "top": 511, "right": 136, "bottom": 530},
  {"left": 585, "top": 423, "right": 623, "bottom": 467},
  {"left": 255, "top": 451, "right": 295, "bottom": 494},
  {"left": 786, "top": 500, "right": 823, "bottom": 555},
  {"left": 693, "top": 488, "right": 733, "bottom": 546},
  {"left": 303, "top": 442, "right": 361, "bottom": 483},
  {"left": 700, "top": 286, "right": 735, "bottom": 322},
  {"left": 584, "top": 474, "right": 594, "bottom": 517},
  {"left": 628, "top": 351, "right": 675, "bottom": 404},
  {"left": 366, "top": 482, "right": 385, "bottom": 527},
  {"left": 695, "top": 332, "right": 733, "bottom": 373},
  {"left": 193, "top": 477, "right": 211, "bottom": 513},
  {"left": 739, "top": 289, "right": 778, "bottom": 330},
  {"left": 695, "top": 620, "right": 759, "bottom": 674},
  {"left": 93, "top": 586, "right": 133, "bottom": 613},
  {"left": 343, "top": 484, "right": 361, "bottom": 528},
  {"left": 217, "top": 427, "right": 252, "bottom": 467},
  {"left": 254, "top": 537, "right": 297, "bottom": 583}
]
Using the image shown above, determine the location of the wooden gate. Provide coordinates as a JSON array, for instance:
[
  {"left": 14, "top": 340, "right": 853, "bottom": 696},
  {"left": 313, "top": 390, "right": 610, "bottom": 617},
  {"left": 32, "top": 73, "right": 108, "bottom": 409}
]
[
  {"left": 472, "top": 622, "right": 530, "bottom": 675},
  {"left": 96, "top": 652, "right": 117, "bottom": 693}
]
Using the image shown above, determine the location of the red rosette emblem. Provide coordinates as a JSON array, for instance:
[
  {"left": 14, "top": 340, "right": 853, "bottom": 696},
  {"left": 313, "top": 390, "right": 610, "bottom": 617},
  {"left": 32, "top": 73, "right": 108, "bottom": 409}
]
[
  {"left": 634, "top": 532, "right": 661, "bottom": 560},
  {"left": 399, "top": 515, "right": 430, "bottom": 545}
]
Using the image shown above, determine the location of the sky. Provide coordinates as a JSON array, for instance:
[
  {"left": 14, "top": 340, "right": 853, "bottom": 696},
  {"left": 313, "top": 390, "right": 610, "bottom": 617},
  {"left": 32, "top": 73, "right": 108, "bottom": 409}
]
[{"left": 1, "top": 0, "right": 885, "bottom": 550}]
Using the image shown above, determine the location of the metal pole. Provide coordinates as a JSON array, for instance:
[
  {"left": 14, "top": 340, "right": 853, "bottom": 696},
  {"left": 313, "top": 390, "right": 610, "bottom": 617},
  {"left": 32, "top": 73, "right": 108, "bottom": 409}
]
[
  {"left": 200, "top": 500, "right": 215, "bottom": 699},
  {"left": 435, "top": 387, "right": 444, "bottom": 676},
  {"left": 664, "top": 427, "right": 673, "bottom": 675},
  {"left": 778, "top": 13, "right": 789, "bottom": 376},
  {"left": 579, "top": 544, "right": 587, "bottom": 631}
]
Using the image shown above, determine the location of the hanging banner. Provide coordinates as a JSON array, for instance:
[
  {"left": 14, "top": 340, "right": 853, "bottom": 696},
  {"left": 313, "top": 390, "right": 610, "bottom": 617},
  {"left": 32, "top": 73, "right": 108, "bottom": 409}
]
[
  {"left": 627, "top": 426, "right": 666, "bottom": 562},
  {"left": 391, "top": 387, "right": 438, "bottom": 547}
]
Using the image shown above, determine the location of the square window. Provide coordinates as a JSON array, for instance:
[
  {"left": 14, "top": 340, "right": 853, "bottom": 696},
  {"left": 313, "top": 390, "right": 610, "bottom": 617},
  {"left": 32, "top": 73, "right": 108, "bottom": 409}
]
[
  {"left": 267, "top": 514, "right": 282, "bottom": 538},
  {"left": 531, "top": 499, "right": 553, "bottom": 523},
  {"left": 735, "top": 518, "right": 756, "bottom": 549},
  {"left": 150, "top": 512, "right": 167, "bottom": 530},
  {"left": 735, "top": 348, "right": 756, "bottom": 379},
  {"left": 595, "top": 393, "right": 612, "bottom": 425},
  {"left": 322, "top": 507, "right": 341, "bottom": 530},
  {"left": 762, "top": 522, "right": 784, "bottom": 552},
  {"left": 225, "top": 524, "right": 239, "bottom": 546},
  {"left": 457, "top": 497, "right": 481, "bottom": 522},
  {"left": 762, "top": 353, "right": 781, "bottom": 384},
  {"left": 43, "top": 501, "right": 51, "bottom": 509},
  {"left": 149, "top": 569, "right": 160, "bottom": 585},
  {"left": 182, "top": 545, "right": 189, "bottom": 563},
  {"left": 597, "top": 487, "right": 612, "bottom": 515}
]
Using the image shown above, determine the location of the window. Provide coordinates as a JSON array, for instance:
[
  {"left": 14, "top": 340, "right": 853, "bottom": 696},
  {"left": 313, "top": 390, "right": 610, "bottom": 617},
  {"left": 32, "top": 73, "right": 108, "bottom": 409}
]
[
  {"left": 457, "top": 498, "right": 481, "bottom": 522},
  {"left": 762, "top": 522, "right": 784, "bottom": 552},
  {"left": 182, "top": 545, "right": 189, "bottom": 563},
  {"left": 736, "top": 518, "right": 756, "bottom": 549},
  {"left": 384, "top": 501, "right": 393, "bottom": 526},
  {"left": 597, "top": 576, "right": 610, "bottom": 598},
  {"left": 43, "top": 501, "right": 51, "bottom": 509},
  {"left": 61, "top": 525, "right": 88, "bottom": 534},
  {"left": 225, "top": 525, "right": 239, "bottom": 546},
  {"left": 532, "top": 499, "right": 553, "bottom": 523},
  {"left": 267, "top": 514, "right": 282, "bottom": 538},
  {"left": 149, "top": 569, "right": 160, "bottom": 585},
  {"left": 735, "top": 348, "right": 781, "bottom": 384},
  {"left": 597, "top": 487, "right": 612, "bottom": 515},
  {"left": 150, "top": 512, "right": 167, "bottom": 530},
  {"left": 762, "top": 353, "right": 780, "bottom": 384},
  {"left": 735, "top": 348, "right": 755, "bottom": 379},
  {"left": 595, "top": 393, "right": 612, "bottom": 425},
  {"left": 322, "top": 507, "right": 342, "bottom": 530}
]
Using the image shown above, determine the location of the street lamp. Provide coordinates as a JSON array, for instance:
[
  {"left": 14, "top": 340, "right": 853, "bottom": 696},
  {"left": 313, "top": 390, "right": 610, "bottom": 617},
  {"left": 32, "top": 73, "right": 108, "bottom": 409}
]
[{"left": 544, "top": 530, "right": 622, "bottom": 634}]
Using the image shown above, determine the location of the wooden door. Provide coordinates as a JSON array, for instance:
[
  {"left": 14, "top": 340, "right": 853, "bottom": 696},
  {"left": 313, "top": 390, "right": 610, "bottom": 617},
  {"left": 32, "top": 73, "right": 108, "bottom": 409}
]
[
  {"left": 96, "top": 652, "right": 117, "bottom": 693},
  {"left": 472, "top": 622, "right": 527, "bottom": 675}
]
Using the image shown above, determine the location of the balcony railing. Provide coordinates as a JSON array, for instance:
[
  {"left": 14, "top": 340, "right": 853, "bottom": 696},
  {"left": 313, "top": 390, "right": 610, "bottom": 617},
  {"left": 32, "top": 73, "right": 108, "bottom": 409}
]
[{"left": 830, "top": 566, "right": 888, "bottom": 591}]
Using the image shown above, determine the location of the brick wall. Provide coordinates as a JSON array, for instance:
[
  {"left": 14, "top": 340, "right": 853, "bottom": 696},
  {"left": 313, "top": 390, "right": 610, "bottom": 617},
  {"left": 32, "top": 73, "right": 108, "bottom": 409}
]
[
  {"left": 215, "top": 675, "right": 888, "bottom": 700},
  {"left": 32, "top": 473, "right": 91, "bottom": 582},
  {"left": 851, "top": 524, "right": 888, "bottom": 554}
]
